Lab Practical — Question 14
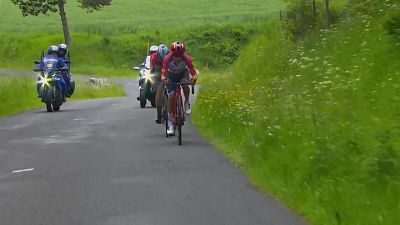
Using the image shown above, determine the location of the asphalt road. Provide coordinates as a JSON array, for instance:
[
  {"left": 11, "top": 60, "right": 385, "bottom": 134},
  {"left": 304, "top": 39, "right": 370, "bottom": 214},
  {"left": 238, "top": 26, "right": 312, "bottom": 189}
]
[{"left": 0, "top": 78, "right": 307, "bottom": 225}]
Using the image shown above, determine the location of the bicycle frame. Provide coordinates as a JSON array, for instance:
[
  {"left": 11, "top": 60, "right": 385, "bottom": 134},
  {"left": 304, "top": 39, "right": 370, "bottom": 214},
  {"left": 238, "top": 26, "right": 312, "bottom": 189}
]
[{"left": 164, "top": 82, "right": 194, "bottom": 145}]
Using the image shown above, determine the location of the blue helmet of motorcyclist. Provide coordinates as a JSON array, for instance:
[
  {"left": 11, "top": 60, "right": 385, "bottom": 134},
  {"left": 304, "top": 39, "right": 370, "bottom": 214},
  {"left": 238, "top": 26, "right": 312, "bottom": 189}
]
[
  {"left": 47, "top": 45, "right": 59, "bottom": 56},
  {"left": 58, "top": 44, "right": 68, "bottom": 58}
]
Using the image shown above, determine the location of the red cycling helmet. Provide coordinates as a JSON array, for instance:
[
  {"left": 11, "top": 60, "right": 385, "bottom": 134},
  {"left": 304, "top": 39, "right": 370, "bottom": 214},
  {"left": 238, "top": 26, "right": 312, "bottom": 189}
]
[{"left": 171, "top": 41, "right": 185, "bottom": 57}]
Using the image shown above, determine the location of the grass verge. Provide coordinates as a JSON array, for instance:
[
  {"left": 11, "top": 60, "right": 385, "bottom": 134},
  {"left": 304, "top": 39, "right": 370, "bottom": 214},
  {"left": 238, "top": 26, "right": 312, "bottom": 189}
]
[
  {"left": 0, "top": 75, "right": 125, "bottom": 116},
  {"left": 193, "top": 9, "right": 400, "bottom": 225}
]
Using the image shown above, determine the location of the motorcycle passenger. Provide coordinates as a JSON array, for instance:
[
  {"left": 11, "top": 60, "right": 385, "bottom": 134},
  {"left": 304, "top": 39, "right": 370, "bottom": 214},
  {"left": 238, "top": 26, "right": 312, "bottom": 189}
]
[
  {"left": 152, "top": 44, "right": 169, "bottom": 124},
  {"left": 162, "top": 41, "right": 198, "bottom": 135},
  {"left": 57, "top": 43, "right": 72, "bottom": 97}
]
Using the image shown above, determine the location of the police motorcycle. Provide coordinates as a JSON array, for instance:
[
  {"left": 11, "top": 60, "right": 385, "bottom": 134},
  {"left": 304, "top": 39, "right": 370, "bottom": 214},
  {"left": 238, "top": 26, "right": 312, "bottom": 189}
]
[
  {"left": 133, "top": 45, "right": 159, "bottom": 108},
  {"left": 34, "top": 47, "right": 69, "bottom": 112}
]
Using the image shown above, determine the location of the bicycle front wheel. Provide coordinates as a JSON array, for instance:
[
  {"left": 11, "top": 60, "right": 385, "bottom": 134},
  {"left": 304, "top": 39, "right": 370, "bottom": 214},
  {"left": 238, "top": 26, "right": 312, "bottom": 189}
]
[{"left": 176, "top": 95, "right": 183, "bottom": 145}]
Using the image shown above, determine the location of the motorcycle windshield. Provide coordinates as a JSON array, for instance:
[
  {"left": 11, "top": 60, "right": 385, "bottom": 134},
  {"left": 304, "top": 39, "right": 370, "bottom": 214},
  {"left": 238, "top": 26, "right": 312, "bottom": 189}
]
[{"left": 42, "top": 56, "right": 59, "bottom": 73}]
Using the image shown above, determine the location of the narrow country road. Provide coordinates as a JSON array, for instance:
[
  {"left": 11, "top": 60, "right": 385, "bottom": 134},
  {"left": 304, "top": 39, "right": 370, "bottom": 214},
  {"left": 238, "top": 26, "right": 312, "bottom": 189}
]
[{"left": 0, "top": 76, "right": 307, "bottom": 225}]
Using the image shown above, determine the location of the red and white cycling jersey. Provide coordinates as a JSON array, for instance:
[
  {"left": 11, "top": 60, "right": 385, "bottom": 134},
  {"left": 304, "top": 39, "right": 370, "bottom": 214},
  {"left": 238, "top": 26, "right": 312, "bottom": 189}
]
[{"left": 162, "top": 53, "right": 197, "bottom": 77}]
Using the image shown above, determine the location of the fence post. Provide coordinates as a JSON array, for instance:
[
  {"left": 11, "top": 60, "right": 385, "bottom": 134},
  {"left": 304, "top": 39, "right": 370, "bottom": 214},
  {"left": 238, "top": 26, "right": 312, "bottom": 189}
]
[{"left": 325, "top": 0, "right": 331, "bottom": 26}]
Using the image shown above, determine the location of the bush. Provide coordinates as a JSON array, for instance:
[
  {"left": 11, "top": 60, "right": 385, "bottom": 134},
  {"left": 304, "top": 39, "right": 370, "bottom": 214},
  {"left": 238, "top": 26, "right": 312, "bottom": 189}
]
[
  {"left": 384, "top": 7, "right": 400, "bottom": 42},
  {"left": 185, "top": 25, "right": 251, "bottom": 68},
  {"left": 282, "top": 0, "right": 341, "bottom": 40}
]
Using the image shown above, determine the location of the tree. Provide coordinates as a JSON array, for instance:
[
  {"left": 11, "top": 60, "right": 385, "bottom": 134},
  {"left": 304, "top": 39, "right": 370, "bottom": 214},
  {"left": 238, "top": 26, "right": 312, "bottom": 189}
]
[{"left": 11, "top": 0, "right": 112, "bottom": 46}]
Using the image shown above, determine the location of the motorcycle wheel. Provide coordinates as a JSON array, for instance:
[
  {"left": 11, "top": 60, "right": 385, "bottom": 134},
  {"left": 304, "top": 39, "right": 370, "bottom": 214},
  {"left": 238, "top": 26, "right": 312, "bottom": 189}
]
[
  {"left": 53, "top": 90, "right": 62, "bottom": 112},
  {"left": 70, "top": 80, "right": 75, "bottom": 95},
  {"left": 45, "top": 89, "right": 53, "bottom": 112},
  {"left": 140, "top": 99, "right": 146, "bottom": 108},
  {"left": 139, "top": 87, "right": 146, "bottom": 108},
  {"left": 53, "top": 104, "right": 60, "bottom": 112},
  {"left": 150, "top": 98, "right": 156, "bottom": 108}
]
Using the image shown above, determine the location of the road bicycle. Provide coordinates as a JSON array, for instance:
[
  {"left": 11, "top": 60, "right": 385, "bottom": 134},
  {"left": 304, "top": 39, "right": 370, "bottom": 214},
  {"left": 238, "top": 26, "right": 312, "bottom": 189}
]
[{"left": 163, "top": 82, "right": 194, "bottom": 145}]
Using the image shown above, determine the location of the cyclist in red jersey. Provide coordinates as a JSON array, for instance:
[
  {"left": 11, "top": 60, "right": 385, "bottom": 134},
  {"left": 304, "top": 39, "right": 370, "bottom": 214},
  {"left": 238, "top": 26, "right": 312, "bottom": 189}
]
[
  {"left": 162, "top": 41, "right": 198, "bottom": 135},
  {"left": 151, "top": 44, "right": 169, "bottom": 124}
]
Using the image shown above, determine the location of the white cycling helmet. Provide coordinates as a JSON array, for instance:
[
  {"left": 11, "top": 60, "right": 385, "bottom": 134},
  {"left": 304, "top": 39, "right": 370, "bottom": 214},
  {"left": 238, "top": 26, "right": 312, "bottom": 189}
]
[{"left": 149, "top": 45, "right": 158, "bottom": 53}]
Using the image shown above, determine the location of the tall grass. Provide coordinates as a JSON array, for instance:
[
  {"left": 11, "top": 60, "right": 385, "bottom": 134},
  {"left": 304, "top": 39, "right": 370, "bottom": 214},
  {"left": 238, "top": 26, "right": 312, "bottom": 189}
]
[
  {"left": 0, "top": 24, "right": 255, "bottom": 76},
  {"left": 193, "top": 5, "right": 400, "bottom": 225},
  {"left": 0, "top": 75, "right": 125, "bottom": 116}
]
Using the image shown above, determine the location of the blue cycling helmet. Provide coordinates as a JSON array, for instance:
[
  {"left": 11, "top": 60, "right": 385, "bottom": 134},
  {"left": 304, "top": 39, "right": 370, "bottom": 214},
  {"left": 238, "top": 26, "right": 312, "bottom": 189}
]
[
  {"left": 47, "top": 45, "right": 59, "bottom": 55},
  {"left": 157, "top": 44, "right": 169, "bottom": 59}
]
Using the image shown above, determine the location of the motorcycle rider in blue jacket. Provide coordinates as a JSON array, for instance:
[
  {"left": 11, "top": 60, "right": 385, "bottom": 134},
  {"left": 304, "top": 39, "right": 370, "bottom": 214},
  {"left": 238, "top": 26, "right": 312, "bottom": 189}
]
[
  {"left": 57, "top": 44, "right": 72, "bottom": 97},
  {"left": 36, "top": 46, "right": 68, "bottom": 101}
]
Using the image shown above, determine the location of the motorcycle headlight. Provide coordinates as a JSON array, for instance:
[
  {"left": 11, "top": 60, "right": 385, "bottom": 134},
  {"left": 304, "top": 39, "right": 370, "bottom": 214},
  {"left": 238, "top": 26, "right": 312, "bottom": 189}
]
[
  {"left": 145, "top": 73, "right": 157, "bottom": 83},
  {"left": 44, "top": 72, "right": 52, "bottom": 78}
]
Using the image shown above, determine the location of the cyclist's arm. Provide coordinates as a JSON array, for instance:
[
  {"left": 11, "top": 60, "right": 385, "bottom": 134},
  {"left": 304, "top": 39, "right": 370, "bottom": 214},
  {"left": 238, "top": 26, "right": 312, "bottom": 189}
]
[
  {"left": 161, "top": 55, "right": 169, "bottom": 80},
  {"left": 184, "top": 55, "right": 197, "bottom": 76}
]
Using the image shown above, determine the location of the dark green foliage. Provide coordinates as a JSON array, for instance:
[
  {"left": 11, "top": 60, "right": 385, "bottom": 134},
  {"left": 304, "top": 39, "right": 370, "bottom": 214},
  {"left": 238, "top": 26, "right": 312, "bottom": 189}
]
[
  {"left": 282, "top": 0, "right": 340, "bottom": 40},
  {"left": 185, "top": 26, "right": 251, "bottom": 68},
  {"left": 10, "top": 0, "right": 113, "bottom": 16},
  {"left": 384, "top": 9, "right": 400, "bottom": 41},
  {"left": 10, "top": 0, "right": 59, "bottom": 16},
  {"left": 282, "top": 0, "right": 318, "bottom": 38},
  {"left": 78, "top": 0, "right": 112, "bottom": 12}
]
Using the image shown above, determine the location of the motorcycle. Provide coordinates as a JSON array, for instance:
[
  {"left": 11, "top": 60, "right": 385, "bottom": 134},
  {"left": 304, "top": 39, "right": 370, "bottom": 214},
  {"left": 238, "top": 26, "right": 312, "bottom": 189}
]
[
  {"left": 134, "top": 56, "right": 157, "bottom": 108},
  {"left": 34, "top": 51, "right": 69, "bottom": 112}
]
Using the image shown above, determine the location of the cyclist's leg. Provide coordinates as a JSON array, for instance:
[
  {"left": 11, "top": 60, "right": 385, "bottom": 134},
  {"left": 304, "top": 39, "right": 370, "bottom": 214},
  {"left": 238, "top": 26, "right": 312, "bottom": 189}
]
[
  {"left": 155, "top": 84, "right": 164, "bottom": 123},
  {"left": 167, "top": 72, "right": 176, "bottom": 114},
  {"left": 166, "top": 72, "right": 179, "bottom": 134},
  {"left": 181, "top": 70, "right": 191, "bottom": 113},
  {"left": 154, "top": 72, "right": 163, "bottom": 123}
]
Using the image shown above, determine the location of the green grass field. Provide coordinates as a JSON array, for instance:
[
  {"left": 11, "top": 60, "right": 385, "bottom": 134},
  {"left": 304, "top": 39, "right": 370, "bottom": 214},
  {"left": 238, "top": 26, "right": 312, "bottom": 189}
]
[
  {"left": 0, "top": 0, "right": 285, "bottom": 76},
  {"left": 193, "top": 3, "right": 400, "bottom": 225},
  {"left": 0, "top": 0, "right": 285, "bottom": 34},
  {"left": 0, "top": 75, "right": 125, "bottom": 116}
]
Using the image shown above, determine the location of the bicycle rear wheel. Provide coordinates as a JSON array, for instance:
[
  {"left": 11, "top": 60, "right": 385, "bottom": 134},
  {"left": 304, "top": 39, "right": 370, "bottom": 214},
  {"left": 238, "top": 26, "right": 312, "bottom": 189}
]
[{"left": 176, "top": 94, "right": 183, "bottom": 145}]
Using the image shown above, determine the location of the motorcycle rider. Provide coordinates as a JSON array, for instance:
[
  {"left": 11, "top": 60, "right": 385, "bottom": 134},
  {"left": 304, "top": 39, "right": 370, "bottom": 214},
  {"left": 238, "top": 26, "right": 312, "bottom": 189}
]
[
  {"left": 57, "top": 43, "right": 72, "bottom": 97},
  {"left": 152, "top": 44, "right": 169, "bottom": 124},
  {"left": 149, "top": 45, "right": 158, "bottom": 54},
  {"left": 136, "top": 45, "right": 159, "bottom": 101},
  {"left": 46, "top": 45, "right": 59, "bottom": 58},
  {"left": 162, "top": 41, "right": 198, "bottom": 135},
  {"left": 40, "top": 45, "right": 67, "bottom": 101}
]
